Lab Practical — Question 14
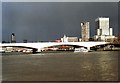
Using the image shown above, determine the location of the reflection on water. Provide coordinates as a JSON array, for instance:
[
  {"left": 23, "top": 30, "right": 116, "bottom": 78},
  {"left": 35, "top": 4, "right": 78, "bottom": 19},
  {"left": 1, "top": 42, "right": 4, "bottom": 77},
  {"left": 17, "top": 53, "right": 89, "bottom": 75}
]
[
  {"left": 2, "top": 51, "right": 118, "bottom": 81},
  {"left": 97, "top": 52, "right": 118, "bottom": 81}
]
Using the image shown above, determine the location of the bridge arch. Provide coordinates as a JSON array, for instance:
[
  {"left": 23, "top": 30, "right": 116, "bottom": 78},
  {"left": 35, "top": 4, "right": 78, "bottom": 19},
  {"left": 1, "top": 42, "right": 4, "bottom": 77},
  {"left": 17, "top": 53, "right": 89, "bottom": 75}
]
[
  {"left": 2, "top": 46, "right": 38, "bottom": 53},
  {"left": 38, "top": 43, "right": 88, "bottom": 51}
]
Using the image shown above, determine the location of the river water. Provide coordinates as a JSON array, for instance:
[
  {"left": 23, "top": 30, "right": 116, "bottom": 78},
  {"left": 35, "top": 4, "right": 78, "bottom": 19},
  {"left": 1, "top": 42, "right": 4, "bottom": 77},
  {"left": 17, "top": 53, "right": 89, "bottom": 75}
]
[{"left": 2, "top": 51, "right": 119, "bottom": 82}]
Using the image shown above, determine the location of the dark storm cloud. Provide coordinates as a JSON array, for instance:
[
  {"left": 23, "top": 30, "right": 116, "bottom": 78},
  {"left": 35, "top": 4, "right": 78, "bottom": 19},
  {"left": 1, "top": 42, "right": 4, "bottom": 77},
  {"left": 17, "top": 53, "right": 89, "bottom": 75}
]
[
  {"left": 2, "top": 2, "right": 118, "bottom": 42},
  {"left": 2, "top": 0, "right": 120, "bottom": 2}
]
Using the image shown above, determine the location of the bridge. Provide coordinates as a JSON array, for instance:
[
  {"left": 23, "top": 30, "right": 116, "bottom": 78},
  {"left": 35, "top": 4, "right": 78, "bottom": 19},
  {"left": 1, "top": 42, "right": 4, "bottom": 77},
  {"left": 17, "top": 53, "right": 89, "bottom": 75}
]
[{"left": 0, "top": 42, "right": 110, "bottom": 53}]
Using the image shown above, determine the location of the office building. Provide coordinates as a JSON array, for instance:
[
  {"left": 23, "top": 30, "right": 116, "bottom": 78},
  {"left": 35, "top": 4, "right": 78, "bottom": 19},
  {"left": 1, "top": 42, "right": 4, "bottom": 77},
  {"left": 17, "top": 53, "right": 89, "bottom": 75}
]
[
  {"left": 95, "top": 17, "right": 110, "bottom": 36},
  {"left": 81, "top": 22, "right": 90, "bottom": 41},
  {"left": 11, "top": 33, "right": 16, "bottom": 43},
  {"left": 94, "top": 17, "right": 115, "bottom": 41}
]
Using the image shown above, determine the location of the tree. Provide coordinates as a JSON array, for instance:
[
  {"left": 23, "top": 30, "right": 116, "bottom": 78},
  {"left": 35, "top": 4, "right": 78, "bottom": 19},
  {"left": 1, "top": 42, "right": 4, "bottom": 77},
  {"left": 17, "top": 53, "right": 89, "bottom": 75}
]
[
  {"left": 89, "top": 38, "right": 94, "bottom": 41},
  {"left": 23, "top": 39, "right": 27, "bottom": 43},
  {"left": 2, "top": 41, "right": 6, "bottom": 43}
]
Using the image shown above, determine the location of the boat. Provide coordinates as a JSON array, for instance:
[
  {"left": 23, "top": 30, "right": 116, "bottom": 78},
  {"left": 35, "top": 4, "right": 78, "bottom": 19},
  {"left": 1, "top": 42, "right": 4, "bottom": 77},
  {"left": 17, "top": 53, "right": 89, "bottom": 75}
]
[
  {"left": 74, "top": 47, "right": 89, "bottom": 53},
  {"left": 0, "top": 49, "right": 5, "bottom": 53},
  {"left": 23, "top": 49, "right": 33, "bottom": 53}
]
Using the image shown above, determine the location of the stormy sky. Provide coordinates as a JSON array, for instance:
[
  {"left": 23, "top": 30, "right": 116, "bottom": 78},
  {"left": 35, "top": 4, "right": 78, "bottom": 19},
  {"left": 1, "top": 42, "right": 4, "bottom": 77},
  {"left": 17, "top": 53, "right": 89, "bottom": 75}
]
[{"left": 2, "top": 2, "right": 118, "bottom": 42}]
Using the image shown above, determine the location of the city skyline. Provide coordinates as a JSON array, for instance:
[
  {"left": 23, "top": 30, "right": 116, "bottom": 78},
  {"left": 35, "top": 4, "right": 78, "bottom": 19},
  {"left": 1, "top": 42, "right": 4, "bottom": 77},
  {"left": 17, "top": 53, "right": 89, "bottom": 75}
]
[{"left": 2, "top": 2, "right": 118, "bottom": 42}]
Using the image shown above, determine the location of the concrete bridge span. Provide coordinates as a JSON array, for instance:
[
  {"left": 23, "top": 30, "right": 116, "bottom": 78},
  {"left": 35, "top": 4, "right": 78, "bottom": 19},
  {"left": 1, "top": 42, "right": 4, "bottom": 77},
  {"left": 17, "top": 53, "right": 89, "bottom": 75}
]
[{"left": 0, "top": 42, "right": 110, "bottom": 52}]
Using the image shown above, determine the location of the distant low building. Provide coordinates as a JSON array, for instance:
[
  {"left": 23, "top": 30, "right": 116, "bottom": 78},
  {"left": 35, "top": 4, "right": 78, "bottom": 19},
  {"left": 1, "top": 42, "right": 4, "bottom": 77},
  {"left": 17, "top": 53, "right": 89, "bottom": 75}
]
[
  {"left": 61, "top": 35, "right": 79, "bottom": 42},
  {"left": 94, "top": 35, "right": 115, "bottom": 42},
  {"left": 54, "top": 39, "right": 62, "bottom": 42}
]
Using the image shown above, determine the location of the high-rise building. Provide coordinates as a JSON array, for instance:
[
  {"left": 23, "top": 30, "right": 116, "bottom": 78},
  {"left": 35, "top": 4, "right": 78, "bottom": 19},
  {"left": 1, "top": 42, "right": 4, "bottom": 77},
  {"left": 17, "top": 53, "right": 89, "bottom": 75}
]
[
  {"left": 11, "top": 33, "right": 16, "bottom": 43},
  {"left": 95, "top": 17, "right": 110, "bottom": 36},
  {"left": 94, "top": 17, "right": 115, "bottom": 41},
  {"left": 81, "top": 22, "right": 90, "bottom": 41}
]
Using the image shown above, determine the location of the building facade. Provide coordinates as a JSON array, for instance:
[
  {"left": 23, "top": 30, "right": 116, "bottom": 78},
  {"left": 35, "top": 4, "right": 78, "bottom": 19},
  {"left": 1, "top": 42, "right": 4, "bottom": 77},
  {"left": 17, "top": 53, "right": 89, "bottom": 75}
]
[
  {"left": 95, "top": 17, "right": 110, "bottom": 36},
  {"left": 81, "top": 22, "right": 90, "bottom": 41},
  {"left": 11, "top": 33, "right": 16, "bottom": 43},
  {"left": 61, "top": 35, "right": 79, "bottom": 42},
  {"left": 94, "top": 17, "right": 115, "bottom": 41}
]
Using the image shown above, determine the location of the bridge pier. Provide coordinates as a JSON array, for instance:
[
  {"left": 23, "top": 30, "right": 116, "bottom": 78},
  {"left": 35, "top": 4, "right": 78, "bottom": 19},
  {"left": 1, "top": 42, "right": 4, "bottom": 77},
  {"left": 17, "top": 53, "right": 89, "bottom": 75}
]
[
  {"left": 37, "top": 48, "right": 42, "bottom": 52},
  {"left": 87, "top": 47, "right": 91, "bottom": 51},
  {"left": 32, "top": 49, "right": 38, "bottom": 54}
]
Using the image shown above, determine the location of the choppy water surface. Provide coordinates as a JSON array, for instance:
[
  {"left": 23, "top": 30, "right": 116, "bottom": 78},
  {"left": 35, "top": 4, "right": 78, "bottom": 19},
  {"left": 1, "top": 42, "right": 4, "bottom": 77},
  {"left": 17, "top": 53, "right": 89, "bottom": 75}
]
[{"left": 2, "top": 51, "right": 119, "bottom": 81}]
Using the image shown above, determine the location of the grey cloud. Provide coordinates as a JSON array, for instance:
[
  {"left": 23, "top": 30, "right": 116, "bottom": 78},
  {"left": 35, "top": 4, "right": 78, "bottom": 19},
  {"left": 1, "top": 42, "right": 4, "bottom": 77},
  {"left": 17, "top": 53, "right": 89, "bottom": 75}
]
[
  {"left": 2, "top": 0, "right": 120, "bottom": 2},
  {"left": 2, "top": 2, "right": 118, "bottom": 42}
]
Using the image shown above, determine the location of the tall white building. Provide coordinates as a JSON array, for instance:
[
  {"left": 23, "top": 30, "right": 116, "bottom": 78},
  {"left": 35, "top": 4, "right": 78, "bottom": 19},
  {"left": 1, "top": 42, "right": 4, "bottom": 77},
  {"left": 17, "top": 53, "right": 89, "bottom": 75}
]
[{"left": 94, "top": 17, "right": 115, "bottom": 41}]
